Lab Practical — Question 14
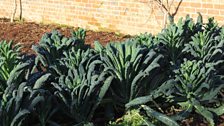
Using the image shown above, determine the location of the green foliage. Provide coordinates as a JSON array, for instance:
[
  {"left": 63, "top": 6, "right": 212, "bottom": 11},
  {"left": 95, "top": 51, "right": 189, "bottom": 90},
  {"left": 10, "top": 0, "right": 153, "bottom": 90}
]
[
  {"left": 141, "top": 105, "right": 179, "bottom": 126},
  {"left": 0, "top": 82, "right": 58, "bottom": 126},
  {"left": 204, "top": 17, "right": 220, "bottom": 33},
  {"left": 32, "top": 30, "right": 87, "bottom": 77},
  {"left": 4, "top": 62, "right": 36, "bottom": 96},
  {"left": 0, "top": 59, "right": 59, "bottom": 125},
  {"left": 156, "top": 13, "right": 205, "bottom": 65},
  {"left": 72, "top": 27, "right": 86, "bottom": 43},
  {"left": 125, "top": 14, "right": 223, "bottom": 126},
  {"left": 134, "top": 33, "right": 155, "bottom": 48},
  {"left": 166, "top": 60, "right": 224, "bottom": 126},
  {"left": 110, "top": 106, "right": 179, "bottom": 126},
  {"left": 171, "top": 60, "right": 222, "bottom": 102},
  {"left": 219, "top": 27, "right": 224, "bottom": 40},
  {"left": 96, "top": 41, "right": 165, "bottom": 108},
  {"left": 183, "top": 31, "right": 224, "bottom": 65},
  {"left": 53, "top": 55, "right": 113, "bottom": 125},
  {"left": 0, "top": 40, "right": 21, "bottom": 94},
  {"left": 109, "top": 109, "right": 147, "bottom": 126},
  {"left": 156, "top": 19, "right": 185, "bottom": 65},
  {"left": 33, "top": 30, "right": 85, "bottom": 61},
  {"left": 60, "top": 48, "right": 97, "bottom": 70}
]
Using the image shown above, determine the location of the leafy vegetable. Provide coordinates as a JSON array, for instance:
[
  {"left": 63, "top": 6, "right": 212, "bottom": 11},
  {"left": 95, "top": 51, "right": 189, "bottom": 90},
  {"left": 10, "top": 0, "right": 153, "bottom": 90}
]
[
  {"left": 53, "top": 53, "right": 113, "bottom": 124},
  {"left": 0, "top": 40, "right": 21, "bottom": 94},
  {"left": 166, "top": 60, "right": 224, "bottom": 125},
  {"left": 96, "top": 41, "right": 165, "bottom": 108}
]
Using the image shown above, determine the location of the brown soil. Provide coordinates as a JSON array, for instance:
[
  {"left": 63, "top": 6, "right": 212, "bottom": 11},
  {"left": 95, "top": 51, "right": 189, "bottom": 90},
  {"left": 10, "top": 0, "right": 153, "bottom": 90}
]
[
  {"left": 0, "top": 19, "right": 130, "bottom": 54},
  {"left": 181, "top": 114, "right": 224, "bottom": 126}
]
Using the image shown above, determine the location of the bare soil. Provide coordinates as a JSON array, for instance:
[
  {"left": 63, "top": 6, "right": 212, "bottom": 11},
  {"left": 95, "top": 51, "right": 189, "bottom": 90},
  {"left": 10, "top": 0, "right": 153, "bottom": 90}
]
[{"left": 0, "top": 18, "right": 130, "bottom": 54}]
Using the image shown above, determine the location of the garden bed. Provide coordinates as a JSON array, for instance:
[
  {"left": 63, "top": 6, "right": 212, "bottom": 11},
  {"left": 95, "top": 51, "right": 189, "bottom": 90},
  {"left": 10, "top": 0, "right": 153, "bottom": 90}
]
[
  {"left": 0, "top": 17, "right": 223, "bottom": 126},
  {"left": 0, "top": 19, "right": 129, "bottom": 54}
]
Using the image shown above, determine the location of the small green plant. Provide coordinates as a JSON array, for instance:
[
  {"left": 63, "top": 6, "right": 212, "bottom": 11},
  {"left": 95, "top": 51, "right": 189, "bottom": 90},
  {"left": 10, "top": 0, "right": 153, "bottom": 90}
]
[
  {"left": 134, "top": 33, "right": 155, "bottom": 48},
  {"left": 72, "top": 28, "right": 86, "bottom": 43},
  {"left": 0, "top": 40, "right": 21, "bottom": 95},
  {"left": 110, "top": 106, "right": 179, "bottom": 126},
  {"left": 109, "top": 109, "right": 146, "bottom": 126}
]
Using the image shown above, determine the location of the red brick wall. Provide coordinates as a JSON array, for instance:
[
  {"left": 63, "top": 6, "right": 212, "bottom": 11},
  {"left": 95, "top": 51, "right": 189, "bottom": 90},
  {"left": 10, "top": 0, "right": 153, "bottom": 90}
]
[{"left": 0, "top": 0, "right": 223, "bottom": 35}]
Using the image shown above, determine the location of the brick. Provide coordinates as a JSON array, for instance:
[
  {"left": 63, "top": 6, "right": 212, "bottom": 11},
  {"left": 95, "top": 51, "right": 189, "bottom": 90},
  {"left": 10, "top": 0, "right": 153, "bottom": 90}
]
[
  {"left": 219, "top": 10, "right": 224, "bottom": 15},
  {"left": 214, "top": 4, "right": 224, "bottom": 10},
  {"left": 196, "top": 8, "right": 208, "bottom": 14},
  {"left": 185, "top": 7, "right": 196, "bottom": 13},
  {"left": 190, "top": 3, "right": 202, "bottom": 8},
  {"left": 0, "top": 0, "right": 224, "bottom": 35},
  {"left": 207, "top": 9, "right": 220, "bottom": 15},
  {"left": 202, "top": 3, "right": 214, "bottom": 8}
]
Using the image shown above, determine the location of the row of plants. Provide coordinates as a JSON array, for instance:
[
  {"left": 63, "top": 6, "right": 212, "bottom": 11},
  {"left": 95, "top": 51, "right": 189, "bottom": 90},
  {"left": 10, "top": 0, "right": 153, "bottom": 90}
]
[{"left": 0, "top": 14, "right": 223, "bottom": 126}]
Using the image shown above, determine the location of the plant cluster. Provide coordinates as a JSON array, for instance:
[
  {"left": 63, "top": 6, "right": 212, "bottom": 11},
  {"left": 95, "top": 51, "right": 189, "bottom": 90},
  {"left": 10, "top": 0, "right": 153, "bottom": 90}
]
[{"left": 0, "top": 16, "right": 223, "bottom": 126}]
